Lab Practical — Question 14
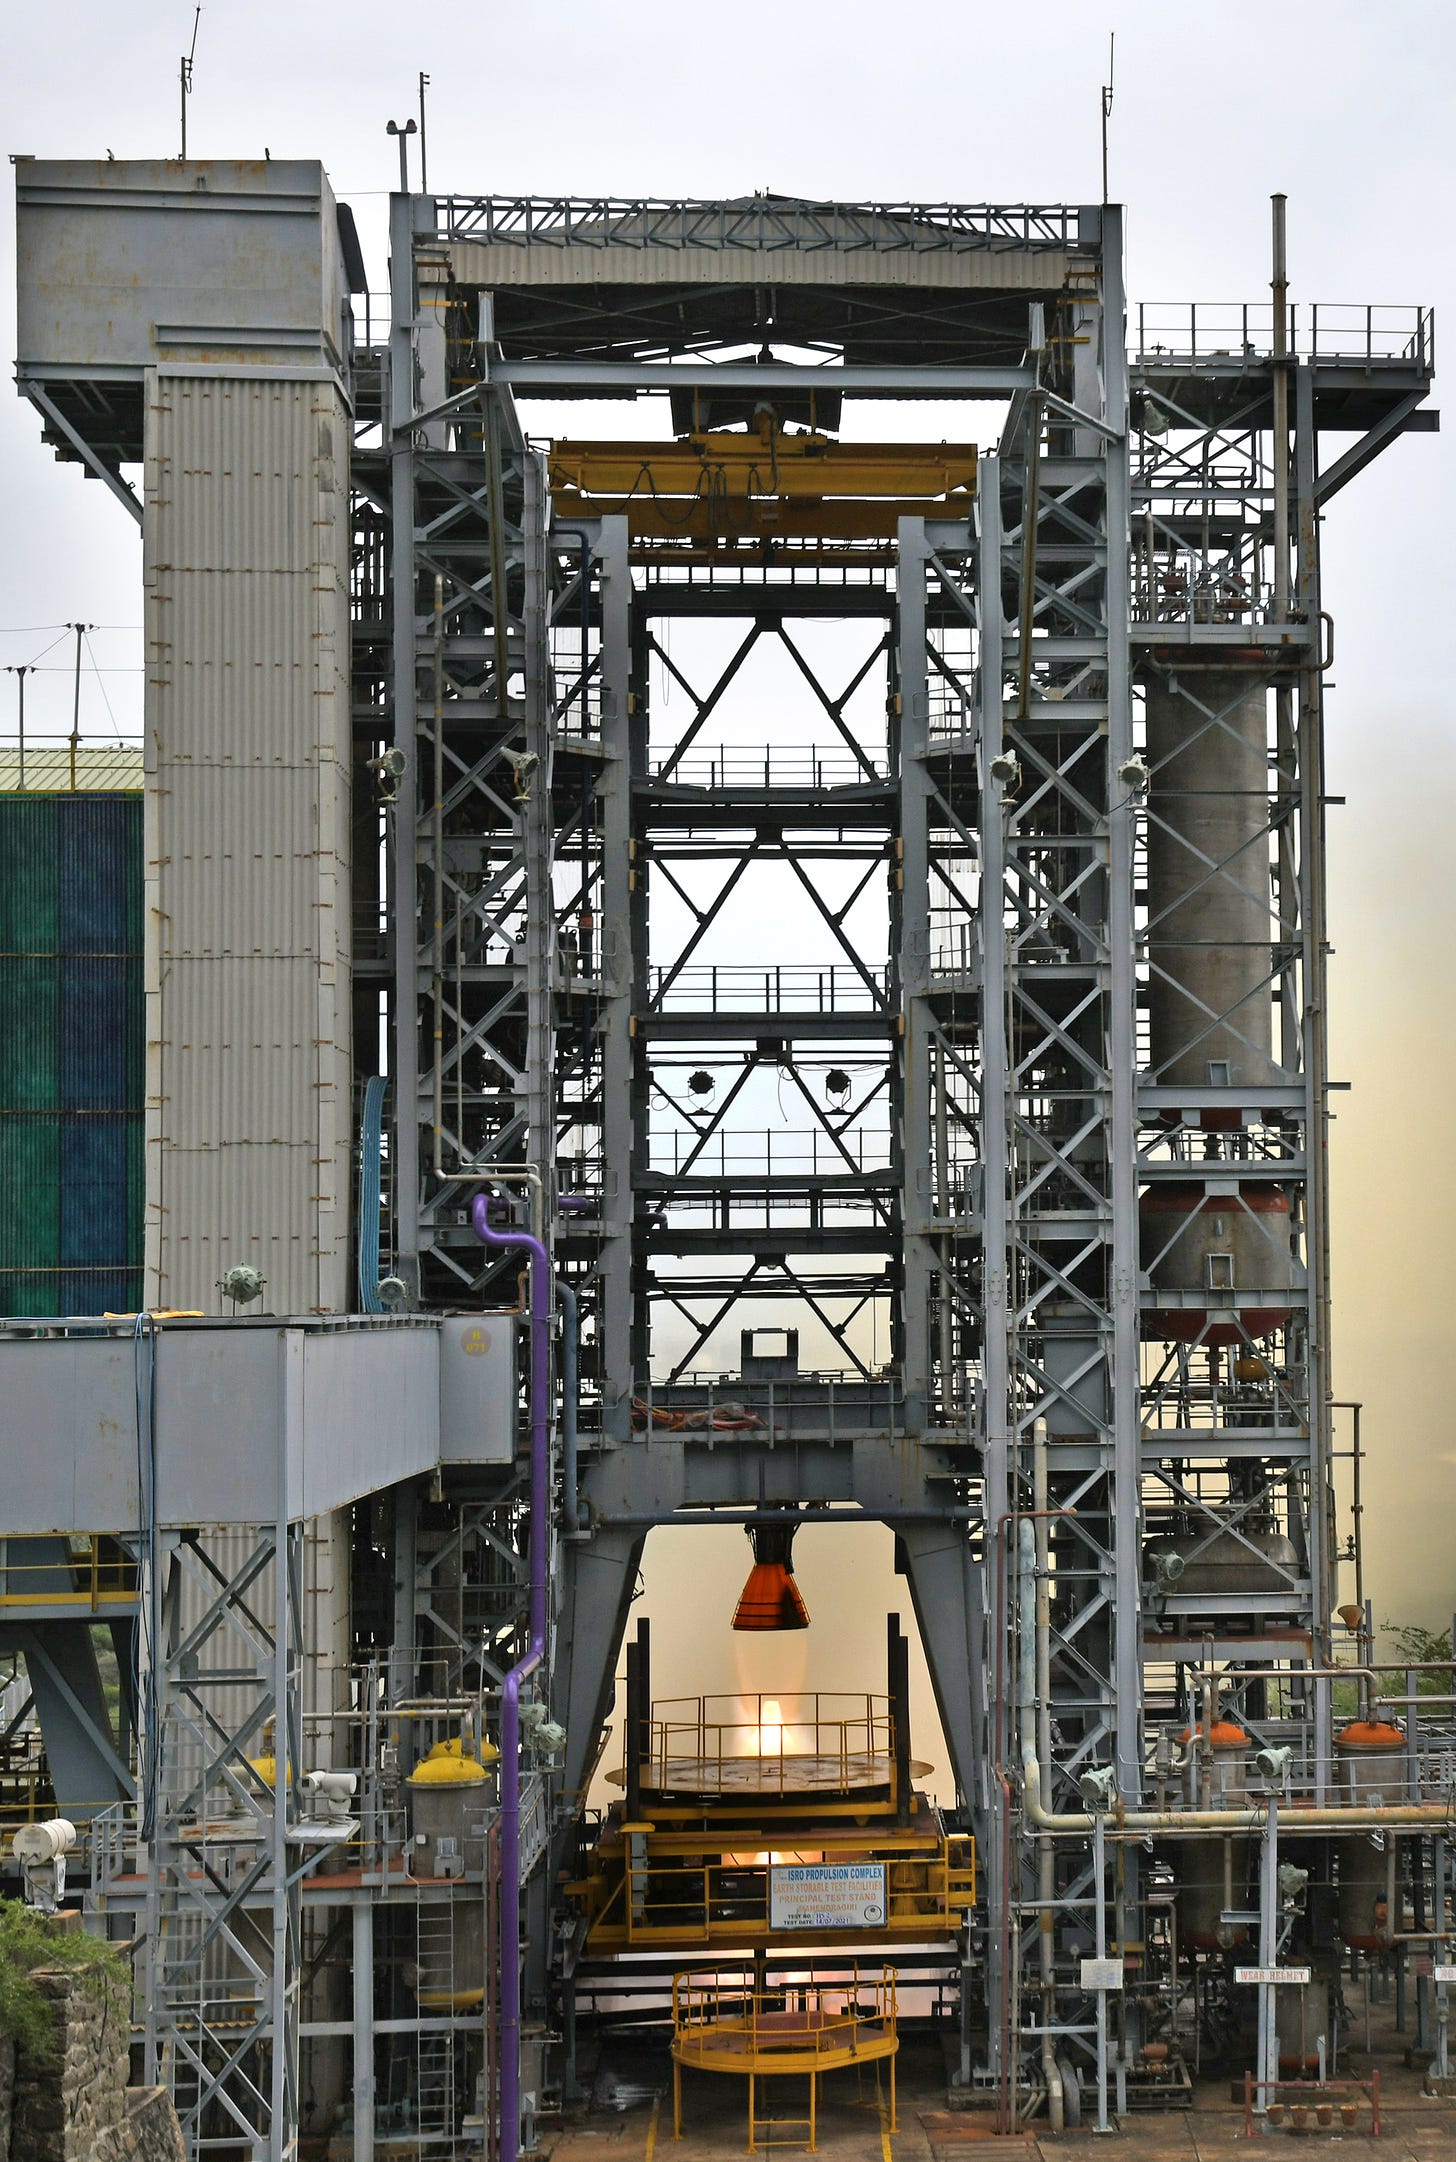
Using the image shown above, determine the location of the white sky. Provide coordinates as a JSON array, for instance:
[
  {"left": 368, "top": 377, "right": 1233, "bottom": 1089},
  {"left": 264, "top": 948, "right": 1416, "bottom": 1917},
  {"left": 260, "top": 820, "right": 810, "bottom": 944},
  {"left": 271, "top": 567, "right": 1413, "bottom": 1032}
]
[{"left": 2, "top": 0, "right": 1452, "bottom": 1644}]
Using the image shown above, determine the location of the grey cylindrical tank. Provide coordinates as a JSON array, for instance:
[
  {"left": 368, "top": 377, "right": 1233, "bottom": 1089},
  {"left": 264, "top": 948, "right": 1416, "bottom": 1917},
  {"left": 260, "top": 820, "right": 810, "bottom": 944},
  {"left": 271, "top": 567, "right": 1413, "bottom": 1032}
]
[
  {"left": 1334, "top": 1721, "right": 1406, "bottom": 1804},
  {"left": 1338, "top": 1833, "right": 1395, "bottom": 1950},
  {"left": 1181, "top": 1721, "right": 1250, "bottom": 1808},
  {"left": 1145, "top": 1524, "right": 1300, "bottom": 1599},
  {"left": 1275, "top": 1976, "right": 1331, "bottom": 2075},
  {"left": 1138, "top": 1183, "right": 1295, "bottom": 1344},
  {"left": 1333, "top": 1722, "right": 1405, "bottom": 1952},
  {"left": 407, "top": 1743, "right": 494, "bottom": 2008},
  {"left": 1176, "top": 1836, "right": 1250, "bottom": 1949},
  {"left": 1144, "top": 672, "right": 1280, "bottom": 1102}
]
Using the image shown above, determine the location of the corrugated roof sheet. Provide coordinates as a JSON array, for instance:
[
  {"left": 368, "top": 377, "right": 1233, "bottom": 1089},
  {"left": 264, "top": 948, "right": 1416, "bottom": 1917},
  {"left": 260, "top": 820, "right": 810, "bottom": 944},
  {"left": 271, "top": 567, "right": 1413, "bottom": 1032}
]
[{"left": 0, "top": 744, "right": 143, "bottom": 793}]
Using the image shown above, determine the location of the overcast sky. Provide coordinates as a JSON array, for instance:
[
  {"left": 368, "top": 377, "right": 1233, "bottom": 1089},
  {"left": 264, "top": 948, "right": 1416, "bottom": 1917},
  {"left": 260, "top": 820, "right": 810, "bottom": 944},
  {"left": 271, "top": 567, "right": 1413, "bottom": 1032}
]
[{"left": 2, "top": 1, "right": 1452, "bottom": 1652}]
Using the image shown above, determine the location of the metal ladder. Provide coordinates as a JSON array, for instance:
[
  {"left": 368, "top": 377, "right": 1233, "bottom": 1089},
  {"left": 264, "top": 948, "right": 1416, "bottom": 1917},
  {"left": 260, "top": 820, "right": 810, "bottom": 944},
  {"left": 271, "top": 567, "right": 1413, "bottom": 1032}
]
[{"left": 415, "top": 1900, "right": 457, "bottom": 2144}]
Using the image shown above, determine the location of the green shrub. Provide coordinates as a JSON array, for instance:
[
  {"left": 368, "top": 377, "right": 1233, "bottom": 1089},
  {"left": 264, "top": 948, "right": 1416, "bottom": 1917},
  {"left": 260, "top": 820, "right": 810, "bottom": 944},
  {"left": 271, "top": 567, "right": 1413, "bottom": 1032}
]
[
  {"left": 1383, "top": 1621, "right": 1454, "bottom": 1691},
  {"left": 0, "top": 1901, "right": 128, "bottom": 2061}
]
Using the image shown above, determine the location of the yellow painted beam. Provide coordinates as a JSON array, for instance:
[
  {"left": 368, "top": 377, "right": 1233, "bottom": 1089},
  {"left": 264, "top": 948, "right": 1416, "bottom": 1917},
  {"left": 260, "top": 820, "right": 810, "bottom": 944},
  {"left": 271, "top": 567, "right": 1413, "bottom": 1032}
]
[
  {"left": 550, "top": 488, "right": 971, "bottom": 543},
  {"left": 549, "top": 434, "right": 977, "bottom": 502}
]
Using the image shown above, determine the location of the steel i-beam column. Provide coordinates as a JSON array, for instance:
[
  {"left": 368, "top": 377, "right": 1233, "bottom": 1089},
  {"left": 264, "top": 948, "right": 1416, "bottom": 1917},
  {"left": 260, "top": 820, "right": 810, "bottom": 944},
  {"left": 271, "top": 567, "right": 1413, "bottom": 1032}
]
[
  {"left": 974, "top": 454, "right": 1013, "bottom": 2084},
  {"left": 1294, "top": 357, "right": 1334, "bottom": 1777},
  {"left": 387, "top": 191, "right": 427, "bottom": 1297},
  {"left": 522, "top": 453, "right": 558, "bottom": 1196},
  {"left": 597, "top": 515, "right": 636, "bottom": 1440},
  {"left": 896, "top": 517, "right": 935, "bottom": 1430},
  {"left": 1101, "top": 206, "right": 1145, "bottom": 1806}
]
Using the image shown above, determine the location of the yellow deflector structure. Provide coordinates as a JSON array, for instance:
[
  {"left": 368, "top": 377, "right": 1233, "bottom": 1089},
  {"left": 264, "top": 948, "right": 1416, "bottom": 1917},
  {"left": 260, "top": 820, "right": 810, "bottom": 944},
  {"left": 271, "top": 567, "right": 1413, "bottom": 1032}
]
[{"left": 549, "top": 421, "right": 976, "bottom": 546}]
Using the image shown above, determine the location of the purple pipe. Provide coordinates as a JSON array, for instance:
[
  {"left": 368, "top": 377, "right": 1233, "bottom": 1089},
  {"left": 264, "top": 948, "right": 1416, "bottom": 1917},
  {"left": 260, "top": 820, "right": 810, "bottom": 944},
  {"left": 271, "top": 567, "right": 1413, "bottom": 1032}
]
[{"left": 471, "top": 1190, "right": 551, "bottom": 2162}]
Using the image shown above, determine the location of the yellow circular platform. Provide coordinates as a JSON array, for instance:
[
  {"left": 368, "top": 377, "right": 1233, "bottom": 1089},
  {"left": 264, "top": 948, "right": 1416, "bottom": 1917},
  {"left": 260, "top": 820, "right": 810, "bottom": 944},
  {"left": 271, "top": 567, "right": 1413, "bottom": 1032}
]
[{"left": 673, "top": 2006, "right": 898, "bottom": 2077}]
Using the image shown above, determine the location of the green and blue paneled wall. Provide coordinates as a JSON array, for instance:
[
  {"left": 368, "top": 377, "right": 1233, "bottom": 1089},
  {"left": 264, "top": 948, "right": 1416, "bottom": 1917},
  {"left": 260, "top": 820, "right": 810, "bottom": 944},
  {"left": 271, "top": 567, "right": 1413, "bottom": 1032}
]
[{"left": 0, "top": 792, "right": 144, "bottom": 1316}]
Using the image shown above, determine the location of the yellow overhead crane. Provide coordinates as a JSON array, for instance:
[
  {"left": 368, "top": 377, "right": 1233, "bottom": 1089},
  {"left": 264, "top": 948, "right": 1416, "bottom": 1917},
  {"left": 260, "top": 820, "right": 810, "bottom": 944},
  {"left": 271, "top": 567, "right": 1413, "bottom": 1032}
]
[{"left": 547, "top": 415, "right": 977, "bottom": 548}]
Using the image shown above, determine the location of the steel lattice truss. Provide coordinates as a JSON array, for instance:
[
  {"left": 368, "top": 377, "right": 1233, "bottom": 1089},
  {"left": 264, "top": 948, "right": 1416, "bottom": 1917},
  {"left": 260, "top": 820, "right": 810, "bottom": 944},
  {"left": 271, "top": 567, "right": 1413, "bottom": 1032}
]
[
  {"left": 130, "top": 1526, "right": 309, "bottom": 2158},
  {"left": 348, "top": 191, "right": 1433, "bottom": 2121}
]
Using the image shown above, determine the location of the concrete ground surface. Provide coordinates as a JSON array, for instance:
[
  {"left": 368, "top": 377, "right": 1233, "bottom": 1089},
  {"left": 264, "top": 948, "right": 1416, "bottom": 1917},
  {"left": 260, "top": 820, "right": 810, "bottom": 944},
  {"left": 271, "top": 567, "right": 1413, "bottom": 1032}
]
[{"left": 545, "top": 1991, "right": 1455, "bottom": 2162}]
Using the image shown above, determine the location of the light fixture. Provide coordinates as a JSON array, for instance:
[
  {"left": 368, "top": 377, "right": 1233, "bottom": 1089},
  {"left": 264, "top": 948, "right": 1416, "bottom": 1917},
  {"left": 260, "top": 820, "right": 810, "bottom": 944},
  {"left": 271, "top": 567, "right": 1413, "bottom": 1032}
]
[
  {"left": 1077, "top": 1765, "right": 1116, "bottom": 1811},
  {"left": 732, "top": 1522, "right": 809, "bottom": 1631},
  {"left": 1278, "top": 1862, "right": 1309, "bottom": 1910},
  {"left": 219, "top": 1265, "right": 265, "bottom": 1310},
  {"left": 1255, "top": 1744, "right": 1293, "bottom": 1783},
  {"left": 368, "top": 746, "right": 408, "bottom": 802},
  {"left": 688, "top": 1069, "right": 714, "bottom": 1098},
  {"left": 826, "top": 1068, "right": 851, "bottom": 1102}
]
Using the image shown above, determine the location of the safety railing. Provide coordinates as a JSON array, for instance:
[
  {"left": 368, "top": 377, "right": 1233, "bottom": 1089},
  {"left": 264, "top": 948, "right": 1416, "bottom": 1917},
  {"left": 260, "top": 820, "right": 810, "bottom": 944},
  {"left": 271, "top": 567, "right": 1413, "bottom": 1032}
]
[
  {"left": 650, "top": 1127, "right": 892, "bottom": 1179},
  {"left": 927, "top": 675, "right": 975, "bottom": 741},
  {"left": 609, "top": 1845, "right": 975, "bottom": 1944},
  {"left": 1243, "top": 2070, "right": 1380, "bottom": 2137},
  {"left": 439, "top": 194, "right": 1080, "bottom": 250},
  {"left": 648, "top": 963, "right": 892, "bottom": 1015},
  {"left": 1133, "top": 302, "right": 1433, "bottom": 371},
  {"left": 648, "top": 1693, "right": 891, "bottom": 1797},
  {"left": 673, "top": 1967, "right": 899, "bottom": 2043},
  {"left": 0, "top": 1538, "right": 139, "bottom": 1613},
  {"left": 550, "top": 636, "right": 604, "bottom": 740},
  {"left": 630, "top": 1373, "right": 911, "bottom": 1443},
  {"left": 657, "top": 746, "right": 889, "bottom": 791}
]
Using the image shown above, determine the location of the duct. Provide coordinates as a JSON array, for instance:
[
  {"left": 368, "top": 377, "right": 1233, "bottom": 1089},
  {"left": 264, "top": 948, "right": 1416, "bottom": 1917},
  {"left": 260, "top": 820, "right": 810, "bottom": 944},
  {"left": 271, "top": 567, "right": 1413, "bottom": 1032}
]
[{"left": 470, "top": 1191, "right": 550, "bottom": 2162}]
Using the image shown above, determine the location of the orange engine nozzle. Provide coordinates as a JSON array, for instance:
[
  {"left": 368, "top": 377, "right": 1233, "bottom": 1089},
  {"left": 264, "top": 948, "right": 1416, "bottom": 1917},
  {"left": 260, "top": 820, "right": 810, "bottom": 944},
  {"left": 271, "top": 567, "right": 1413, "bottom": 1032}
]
[
  {"left": 732, "top": 1561, "right": 810, "bottom": 1632},
  {"left": 731, "top": 1523, "right": 810, "bottom": 1631}
]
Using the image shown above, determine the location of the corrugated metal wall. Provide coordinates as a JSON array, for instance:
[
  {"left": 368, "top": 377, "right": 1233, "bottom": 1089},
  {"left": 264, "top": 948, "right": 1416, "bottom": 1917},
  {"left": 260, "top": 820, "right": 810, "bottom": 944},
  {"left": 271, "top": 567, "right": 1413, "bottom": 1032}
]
[
  {"left": 0, "top": 792, "right": 144, "bottom": 1315},
  {"left": 143, "top": 371, "right": 353, "bottom": 1314}
]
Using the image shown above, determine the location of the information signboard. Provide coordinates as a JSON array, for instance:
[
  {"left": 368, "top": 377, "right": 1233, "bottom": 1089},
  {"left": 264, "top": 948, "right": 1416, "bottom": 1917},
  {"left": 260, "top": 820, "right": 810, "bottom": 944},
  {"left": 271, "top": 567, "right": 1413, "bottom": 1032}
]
[
  {"left": 1234, "top": 1966, "right": 1312, "bottom": 1986},
  {"left": 769, "top": 1863, "right": 887, "bottom": 1931}
]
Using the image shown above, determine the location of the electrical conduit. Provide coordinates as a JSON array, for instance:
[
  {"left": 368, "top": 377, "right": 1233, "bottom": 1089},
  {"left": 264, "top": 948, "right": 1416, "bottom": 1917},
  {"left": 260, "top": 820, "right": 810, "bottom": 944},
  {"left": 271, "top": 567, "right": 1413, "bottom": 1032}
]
[{"left": 471, "top": 1190, "right": 551, "bottom": 2162}]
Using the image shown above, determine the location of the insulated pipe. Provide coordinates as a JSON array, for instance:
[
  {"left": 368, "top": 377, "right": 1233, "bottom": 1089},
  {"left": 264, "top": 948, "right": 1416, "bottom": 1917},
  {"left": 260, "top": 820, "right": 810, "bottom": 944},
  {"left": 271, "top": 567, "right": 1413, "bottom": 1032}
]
[
  {"left": 1020, "top": 1748, "right": 1456, "bottom": 1837},
  {"left": 471, "top": 1190, "right": 551, "bottom": 2162}
]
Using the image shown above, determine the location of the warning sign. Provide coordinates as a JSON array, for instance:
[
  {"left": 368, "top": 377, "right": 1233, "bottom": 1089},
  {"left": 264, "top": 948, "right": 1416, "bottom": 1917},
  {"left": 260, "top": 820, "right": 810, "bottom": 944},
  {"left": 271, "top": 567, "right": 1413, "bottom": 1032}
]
[{"left": 769, "top": 1863, "right": 887, "bottom": 1931}]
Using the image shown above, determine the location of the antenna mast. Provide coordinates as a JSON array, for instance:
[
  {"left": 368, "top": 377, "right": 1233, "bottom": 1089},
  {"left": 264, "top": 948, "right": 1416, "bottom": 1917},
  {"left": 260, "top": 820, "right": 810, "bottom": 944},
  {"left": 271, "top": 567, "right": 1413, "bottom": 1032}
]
[
  {"left": 180, "top": 7, "right": 202, "bottom": 159},
  {"left": 1101, "top": 31, "right": 1115, "bottom": 204}
]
